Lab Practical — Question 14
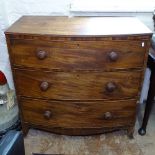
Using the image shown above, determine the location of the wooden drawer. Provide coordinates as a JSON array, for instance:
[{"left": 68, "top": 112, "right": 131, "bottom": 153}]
[
  {"left": 14, "top": 69, "right": 142, "bottom": 100},
  {"left": 11, "top": 40, "right": 145, "bottom": 71},
  {"left": 21, "top": 97, "right": 136, "bottom": 129}
]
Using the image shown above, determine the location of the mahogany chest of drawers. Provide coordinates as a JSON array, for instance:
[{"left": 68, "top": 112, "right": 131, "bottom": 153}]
[{"left": 5, "top": 16, "right": 152, "bottom": 137}]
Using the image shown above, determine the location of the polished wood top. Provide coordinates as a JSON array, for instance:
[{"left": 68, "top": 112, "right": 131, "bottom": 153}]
[{"left": 5, "top": 16, "right": 152, "bottom": 36}]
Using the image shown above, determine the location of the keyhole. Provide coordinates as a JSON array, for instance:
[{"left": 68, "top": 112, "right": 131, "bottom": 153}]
[
  {"left": 77, "top": 44, "right": 80, "bottom": 48},
  {"left": 77, "top": 74, "right": 80, "bottom": 78}
]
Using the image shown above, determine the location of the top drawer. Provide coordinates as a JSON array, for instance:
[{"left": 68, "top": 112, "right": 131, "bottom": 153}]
[{"left": 10, "top": 40, "right": 146, "bottom": 71}]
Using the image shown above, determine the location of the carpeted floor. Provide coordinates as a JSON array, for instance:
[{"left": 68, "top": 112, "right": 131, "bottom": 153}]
[{"left": 24, "top": 105, "right": 155, "bottom": 155}]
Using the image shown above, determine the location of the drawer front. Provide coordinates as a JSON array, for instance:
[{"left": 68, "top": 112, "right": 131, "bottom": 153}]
[
  {"left": 14, "top": 69, "right": 142, "bottom": 100},
  {"left": 21, "top": 97, "right": 136, "bottom": 128},
  {"left": 11, "top": 40, "right": 145, "bottom": 70}
]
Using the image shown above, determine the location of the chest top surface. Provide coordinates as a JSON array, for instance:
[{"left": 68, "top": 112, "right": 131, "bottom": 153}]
[{"left": 5, "top": 16, "right": 152, "bottom": 37}]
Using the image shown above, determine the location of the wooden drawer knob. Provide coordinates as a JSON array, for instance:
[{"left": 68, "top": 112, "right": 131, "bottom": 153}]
[
  {"left": 106, "top": 82, "right": 116, "bottom": 92},
  {"left": 40, "top": 81, "right": 49, "bottom": 91},
  {"left": 44, "top": 110, "right": 52, "bottom": 120},
  {"left": 108, "top": 51, "right": 118, "bottom": 61},
  {"left": 36, "top": 50, "right": 47, "bottom": 60},
  {"left": 104, "top": 112, "right": 112, "bottom": 120}
]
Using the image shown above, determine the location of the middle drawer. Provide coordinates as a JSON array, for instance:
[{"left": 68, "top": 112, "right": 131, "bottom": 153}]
[{"left": 14, "top": 69, "right": 142, "bottom": 100}]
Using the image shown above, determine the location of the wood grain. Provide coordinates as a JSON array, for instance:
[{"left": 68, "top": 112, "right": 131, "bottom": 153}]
[
  {"left": 5, "top": 16, "right": 152, "bottom": 36},
  {"left": 21, "top": 97, "right": 136, "bottom": 129},
  {"left": 14, "top": 69, "right": 142, "bottom": 100},
  {"left": 11, "top": 40, "right": 146, "bottom": 71}
]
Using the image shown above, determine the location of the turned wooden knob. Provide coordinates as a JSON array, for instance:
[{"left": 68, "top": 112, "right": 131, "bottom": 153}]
[
  {"left": 104, "top": 112, "right": 112, "bottom": 120},
  {"left": 108, "top": 51, "right": 118, "bottom": 61},
  {"left": 44, "top": 110, "right": 52, "bottom": 120},
  {"left": 106, "top": 82, "right": 116, "bottom": 92},
  {"left": 36, "top": 50, "right": 47, "bottom": 60},
  {"left": 40, "top": 81, "right": 49, "bottom": 91}
]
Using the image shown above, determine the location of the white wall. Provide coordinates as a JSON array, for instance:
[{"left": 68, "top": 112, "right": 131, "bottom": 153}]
[
  {"left": 0, "top": 0, "right": 154, "bottom": 102},
  {"left": 5, "top": 0, "right": 71, "bottom": 25},
  {"left": 0, "top": 0, "right": 12, "bottom": 88},
  {"left": 71, "top": 0, "right": 155, "bottom": 12}
]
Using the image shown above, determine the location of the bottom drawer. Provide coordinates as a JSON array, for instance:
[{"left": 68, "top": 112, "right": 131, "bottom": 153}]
[{"left": 20, "top": 97, "right": 137, "bottom": 129}]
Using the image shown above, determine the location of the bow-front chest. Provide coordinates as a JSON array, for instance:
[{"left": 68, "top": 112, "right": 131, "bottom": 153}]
[{"left": 5, "top": 16, "right": 152, "bottom": 137}]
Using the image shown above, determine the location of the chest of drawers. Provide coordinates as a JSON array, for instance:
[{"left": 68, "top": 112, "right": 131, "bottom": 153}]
[{"left": 5, "top": 16, "right": 152, "bottom": 137}]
